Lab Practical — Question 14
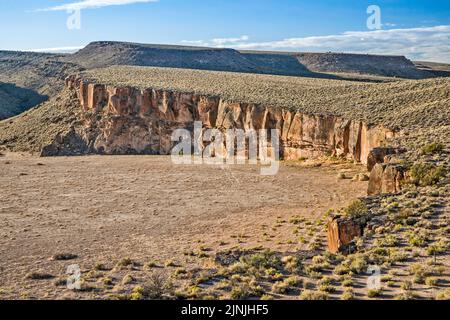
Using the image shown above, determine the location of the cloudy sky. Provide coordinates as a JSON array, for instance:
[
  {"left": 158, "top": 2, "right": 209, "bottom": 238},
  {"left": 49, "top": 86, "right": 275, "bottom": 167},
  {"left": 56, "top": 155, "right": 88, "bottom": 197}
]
[{"left": 1, "top": 0, "right": 449, "bottom": 62}]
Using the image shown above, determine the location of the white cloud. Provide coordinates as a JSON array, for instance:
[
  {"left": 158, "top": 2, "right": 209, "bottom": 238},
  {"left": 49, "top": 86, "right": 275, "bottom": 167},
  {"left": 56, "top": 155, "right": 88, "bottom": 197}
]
[
  {"left": 180, "top": 40, "right": 207, "bottom": 46},
  {"left": 181, "top": 35, "right": 249, "bottom": 47},
  {"left": 25, "top": 46, "right": 85, "bottom": 53},
  {"left": 211, "top": 35, "right": 249, "bottom": 46},
  {"left": 181, "top": 26, "right": 450, "bottom": 63},
  {"left": 38, "top": 0, "right": 157, "bottom": 12}
]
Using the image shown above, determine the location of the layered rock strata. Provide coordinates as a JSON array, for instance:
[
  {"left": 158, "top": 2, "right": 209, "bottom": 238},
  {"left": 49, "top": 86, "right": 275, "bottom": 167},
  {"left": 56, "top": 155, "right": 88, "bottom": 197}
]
[{"left": 45, "top": 75, "right": 397, "bottom": 165}]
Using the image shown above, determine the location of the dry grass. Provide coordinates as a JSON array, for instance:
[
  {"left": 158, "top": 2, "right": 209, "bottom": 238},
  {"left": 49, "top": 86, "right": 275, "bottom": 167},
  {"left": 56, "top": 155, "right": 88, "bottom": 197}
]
[
  {"left": 83, "top": 66, "right": 450, "bottom": 130},
  {"left": 0, "top": 89, "right": 79, "bottom": 153}
]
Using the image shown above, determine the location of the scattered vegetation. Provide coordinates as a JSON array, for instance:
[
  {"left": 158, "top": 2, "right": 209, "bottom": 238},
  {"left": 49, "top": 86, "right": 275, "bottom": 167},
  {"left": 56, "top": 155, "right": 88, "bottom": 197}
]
[
  {"left": 343, "top": 200, "right": 368, "bottom": 218},
  {"left": 410, "top": 163, "right": 446, "bottom": 187}
]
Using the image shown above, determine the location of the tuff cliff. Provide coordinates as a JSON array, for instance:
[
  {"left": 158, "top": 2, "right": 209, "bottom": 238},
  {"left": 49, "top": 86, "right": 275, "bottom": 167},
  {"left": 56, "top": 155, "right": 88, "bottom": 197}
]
[{"left": 42, "top": 75, "right": 397, "bottom": 166}]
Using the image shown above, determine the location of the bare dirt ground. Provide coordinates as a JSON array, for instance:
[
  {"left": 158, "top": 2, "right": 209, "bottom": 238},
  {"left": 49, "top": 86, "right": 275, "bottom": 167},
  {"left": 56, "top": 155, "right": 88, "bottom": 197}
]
[{"left": 0, "top": 153, "right": 367, "bottom": 299}]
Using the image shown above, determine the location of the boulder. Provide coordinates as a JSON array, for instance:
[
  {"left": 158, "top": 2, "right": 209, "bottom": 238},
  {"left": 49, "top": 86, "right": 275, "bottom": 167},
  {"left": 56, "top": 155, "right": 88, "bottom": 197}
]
[
  {"left": 367, "top": 163, "right": 385, "bottom": 196},
  {"left": 367, "top": 147, "right": 398, "bottom": 171},
  {"left": 368, "top": 163, "right": 406, "bottom": 195},
  {"left": 327, "top": 216, "right": 365, "bottom": 254}
]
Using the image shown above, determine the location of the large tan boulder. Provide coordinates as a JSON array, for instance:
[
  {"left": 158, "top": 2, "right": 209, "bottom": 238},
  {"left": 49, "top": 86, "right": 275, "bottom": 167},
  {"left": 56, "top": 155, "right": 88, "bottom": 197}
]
[
  {"left": 368, "top": 163, "right": 406, "bottom": 195},
  {"left": 327, "top": 216, "right": 364, "bottom": 254}
]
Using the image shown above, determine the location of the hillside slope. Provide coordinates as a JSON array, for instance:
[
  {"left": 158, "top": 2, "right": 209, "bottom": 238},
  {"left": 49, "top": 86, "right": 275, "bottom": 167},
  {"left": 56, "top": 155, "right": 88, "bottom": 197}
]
[
  {"left": 0, "top": 41, "right": 447, "bottom": 120},
  {"left": 0, "top": 89, "right": 79, "bottom": 153},
  {"left": 66, "top": 41, "right": 432, "bottom": 79},
  {"left": 64, "top": 41, "right": 317, "bottom": 77},
  {"left": 2, "top": 65, "right": 449, "bottom": 155},
  {"left": 83, "top": 66, "right": 450, "bottom": 130},
  {"left": 0, "top": 51, "right": 81, "bottom": 120},
  {"left": 0, "top": 51, "right": 81, "bottom": 96},
  {"left": 294, "top": 52, "right": 429, "bottom": 79},
  {"left": 0, "top": 83, "right": 47, "bottom": 120}
]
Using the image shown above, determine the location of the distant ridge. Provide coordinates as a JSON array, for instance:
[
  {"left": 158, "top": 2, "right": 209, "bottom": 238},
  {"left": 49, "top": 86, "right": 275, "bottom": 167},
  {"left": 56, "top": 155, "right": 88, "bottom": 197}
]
[
  {"left": 63, "top": 41, "right": 315, "bottom": 77},
  {"left": 0, "top": 40, "right": 448, "bottom": 120},
  {"left": 65, "top": 41, "right": 432, "bottom": 79}
]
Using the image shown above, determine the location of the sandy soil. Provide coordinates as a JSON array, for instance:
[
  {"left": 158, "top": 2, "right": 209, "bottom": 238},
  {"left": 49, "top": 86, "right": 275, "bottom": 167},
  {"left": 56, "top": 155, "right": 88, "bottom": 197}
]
[{"left": 0, "top": 153, "right": 367, "bottom": 299}]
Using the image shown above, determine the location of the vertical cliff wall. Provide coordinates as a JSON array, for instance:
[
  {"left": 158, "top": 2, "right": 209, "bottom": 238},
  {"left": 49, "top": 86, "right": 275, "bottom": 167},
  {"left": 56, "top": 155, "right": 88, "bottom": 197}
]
[{"left": 43, "top": 75, "right": 397, "bottom": 166}]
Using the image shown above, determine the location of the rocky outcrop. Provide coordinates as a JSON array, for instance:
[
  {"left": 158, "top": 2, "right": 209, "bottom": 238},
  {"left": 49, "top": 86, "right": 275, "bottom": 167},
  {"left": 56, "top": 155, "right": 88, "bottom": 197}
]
[
  {"left": 367, "top": 147, "right": 402, "bottom": 171},
  {"left": 327, "top": 216, "right": 365, "bottom": 254},
  {"left": 41, "top": 127, "right": 90, "bottom": 156},
  {"left": 53, "top": 75, "right": 397, "bottom": 162},
  {"left": 367, "top": 163, "right": 407, "bottom": 195}
]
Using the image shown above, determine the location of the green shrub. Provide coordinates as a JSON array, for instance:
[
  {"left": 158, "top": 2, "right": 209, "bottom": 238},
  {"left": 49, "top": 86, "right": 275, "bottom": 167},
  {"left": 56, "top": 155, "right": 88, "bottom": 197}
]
[
  {"left": 334, "top": 264, "right": 351, "bottom": 275},
  {"left": 299, "top": 290, "right": 329, "bottom": 300},
  {"left": 102, "top": 277, "right": 113, "bottom": 286},
  {"left": 231, "top": 282, "right": 264, "bottom": 300},
  {"left": 425, "top": 277, "right": 438, "bottom": 287},
  {"left": 401, "top": 280, "right": 413, "bottom": 291},
  {"left": 341, "top": 288, "right": 355, "bottom": 300},
  {"left": 375, "top": 235, "right": 398, "bottom": 247},
  {"left": 282, "top": 256, "right": 303, "bottom": 274},
  {"left": 435, "top": 289, "right": 450, "bottom": 300},
  {"left": 344, "top": 254, "right": 368, "bottom": 274},
  {"left": 319, "top": 284, "right": 336, "bottom": 293},
  {"left": 240, "top": 251, "right": 282, "bottom": 271},
  {"left": 408, "top": 233, "right": 428, "bottom": 247},
  {"left": 271, "top": 276, "right": 302, "bottom": 294},
  {"left": 144, "top": 261, "right": 159, "bottom": 269},
  {"left": 367, "top": 288, "right": 382, "bottom": 298},
  {"left": 342, "top": 279, "right": 354, "bottom": 287},
  {"left": 122, "top": 274, "right": 135, "bottom": 285},
  {"left": 427, "top": 240, "right": 448, "bottom": 256},
  {"left": 142, "top": 272, "right": 172, "bottom": 299},
  {"left": 130, "top": 286, "right": 144, "bottom": 300},
  {"left": 344, "top": 200, "right": 368, "bottom": 218},
  {"left": 117, "top": 257, "right": 133, "bottom": 268},
  {"left": 386, "top": 281, "right": 395, "bottom": 287},
  {"left": 410, "top": 163, "right": 446, "bottom": 187},
  {"left": 318, "top": 276, "right": 333, "bottom": 286},
  {"left": 307, "top": 262, "right": 330, "bottom": 273},
  {"left": 421, "top": 143, "right": 444, "bottom": 155}
]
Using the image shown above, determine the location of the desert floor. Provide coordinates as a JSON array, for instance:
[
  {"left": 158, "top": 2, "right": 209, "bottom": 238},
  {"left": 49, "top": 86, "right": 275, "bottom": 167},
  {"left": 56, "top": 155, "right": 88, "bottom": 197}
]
[{"left": 0, "top": 153, "right": 373, "bottom": 299}]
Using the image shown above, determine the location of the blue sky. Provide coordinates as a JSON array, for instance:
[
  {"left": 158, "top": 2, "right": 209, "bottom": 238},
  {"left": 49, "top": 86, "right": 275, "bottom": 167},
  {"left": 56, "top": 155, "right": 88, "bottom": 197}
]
[{"left": 1, "top": 0, "right": 449, "bottom": 62}]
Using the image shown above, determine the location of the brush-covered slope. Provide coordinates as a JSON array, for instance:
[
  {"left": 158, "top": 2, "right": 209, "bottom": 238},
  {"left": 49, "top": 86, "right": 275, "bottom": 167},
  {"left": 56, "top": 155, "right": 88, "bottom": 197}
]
[
  {"left": 0, "top": 51, "right": 81, "bottom": 96},
  {"left": 0, "top": 89, "right": 79, "bottom": 153},
  {"left": 0, "top": 51, "right": 81, "bottom": 119},
  {"left": 67, "top": 41, "right": 433, "bottom": 79},
  {"left": 295, "top": 52, "right": 430, "bottom": 79},
  {"left": 0, "top": 41, "right": 445, "bottom": 120},
  {"left": 83, "top": 65, "right": 450, "bottom": 131},
  {"left": 66, "top": 42, "right": 261, "bottom": 72},
  {"left": 0, "top": 83, "right": 48, "bottom": 120}
]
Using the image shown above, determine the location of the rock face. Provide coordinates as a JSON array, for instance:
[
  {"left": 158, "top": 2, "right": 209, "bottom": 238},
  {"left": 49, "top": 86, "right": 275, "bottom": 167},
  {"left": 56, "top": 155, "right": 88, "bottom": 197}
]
[
  {"left": 367, "top": 147, "right": 401, "bottom": 171},
  {"left": 51, "top": 75, "right": 397, "bottom": 163},
  {"left": 327, "top": 216, "right": 365, "bottom": 254},
  {"left": 367, "top": 163, "right": 407, "bottom": 195}
]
